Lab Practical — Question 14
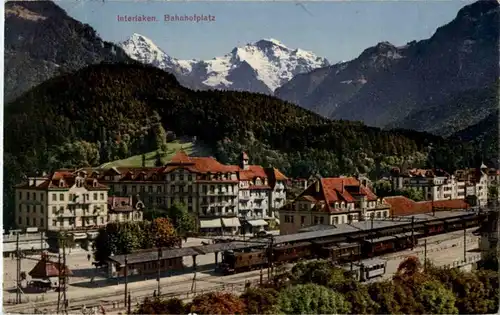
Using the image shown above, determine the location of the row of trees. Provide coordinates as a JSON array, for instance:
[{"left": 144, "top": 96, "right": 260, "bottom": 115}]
[
  {"left": 94, "top": 203, "right": 197, "bottom": 262},
  {"left": 135, "top": 257, "right": 499, "bottom": 314},
  {"left": 93, "top": 218, "right": 180, "bottom": 263},
  {"left": 372, "top": 179, "right": 425, "bottom": 201}
]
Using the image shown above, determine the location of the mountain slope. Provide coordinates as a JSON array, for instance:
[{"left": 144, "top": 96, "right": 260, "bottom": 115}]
[
  {"left": 387, "top": 83, "right": 498, "bottom": 137},
  {"left": 275, "top": 0, "right": 499, "bottom": 131},
  {"left": 4, "top": 63, "right": 482, "bottom": 228},
  {"left": 118, "top": 34, "right": 330, "bottom": 94},
  {"left": 4, "top": 1, "right": 135, "bottom": 102}
]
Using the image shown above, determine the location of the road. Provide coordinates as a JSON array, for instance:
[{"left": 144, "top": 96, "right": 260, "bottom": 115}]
[{"left": 3, "top": 229, "right": 480, "bottom": 314}]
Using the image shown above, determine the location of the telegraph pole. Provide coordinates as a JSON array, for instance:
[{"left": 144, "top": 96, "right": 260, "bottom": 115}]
[
  {"left": 127, "top": 290, "right": 131, "bottom": 315},
  {"left": 62, "top": 237, "right": 68, "bottom": 314},
  {"left": 424, "top": 239, "right": 427, "bottom": 271},
  {"left": 157, "top": 247, "right": 162, "bottom": 296},
  {"left": 124, "top": 255, "right": 128, "bottom": 307},
  {"left": 57, "top": 249, "right": 62, "bottom": 313},
  {"left": 16, "top": 233, "right": 21, "bottom": 304},
  {"left": 411, "top": 216, "right": 415, "bottom": 250},
  {"left": 463, "top": 222, "right": 467, "bottom": 262}
]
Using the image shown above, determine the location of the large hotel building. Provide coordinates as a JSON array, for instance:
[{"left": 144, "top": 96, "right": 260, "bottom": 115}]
[{"left": 14, "top": 151, "right": 287, "bottom": 237}]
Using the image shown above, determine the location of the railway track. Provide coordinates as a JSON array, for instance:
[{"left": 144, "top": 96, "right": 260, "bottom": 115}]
[{"left": 4, "top": 228, "right": 480, "bottom": 314}]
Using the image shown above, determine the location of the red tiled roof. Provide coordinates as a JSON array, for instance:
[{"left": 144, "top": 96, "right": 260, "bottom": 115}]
[
  {"left": 295, "top": 177, "right": 379, "bottom": 213},
  {"left": 384, "top": 196, "right": 469, "bottom": 217},
  {"left": 16, "top": 172, "right": 107, "bottom": 191},
  {"left": 29, "top": 255, "right": 72, "bottom": 278},
  {"left": 44, "top": 152, "right": 287, "bottom": 190},
  {"left": 170, "top": 150, "right": 195, "bottom": 165}
]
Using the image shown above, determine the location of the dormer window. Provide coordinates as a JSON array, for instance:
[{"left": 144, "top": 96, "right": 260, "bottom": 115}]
[
  {"left": 93, "top": 179, "right": 98, "bottom": 187},
  {"left": 59, "top": 179, "right": 64, "bottom": 187}
]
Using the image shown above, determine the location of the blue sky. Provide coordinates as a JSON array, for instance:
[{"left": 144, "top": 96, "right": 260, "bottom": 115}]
[{"left": 57, "top": 0, "right": 472, "bottom": 63}]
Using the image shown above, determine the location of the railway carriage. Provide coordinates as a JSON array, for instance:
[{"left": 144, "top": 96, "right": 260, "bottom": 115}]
[{"left": 273, "top": 242, "right": 312, "bottom": 265}]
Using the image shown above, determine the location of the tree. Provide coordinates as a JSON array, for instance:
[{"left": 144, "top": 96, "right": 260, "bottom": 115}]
[
  {"left": 276, "top": 283, "right": 351, "bottom": 315},
  {"left": 372, "top": 179, "right": 393, "bottom": 197},
  {"left": 152, "top": 218, "right": 179, "bottom": 248},
  {"left": 476, "top": 269, "right": 500, "bottom": 313},
  {"left": 416, "top": 279, "right": 458, "bottom": 314},
  {"left": 134, "top": 297, "right": 185, "bottom": 314},
  {"left": 398, "top": 187, "right": 425, "bottom": 201},
  {"left": 367, "top": 280, "right": 400, "bottom": 314},
  {"left": 154, "top": 151, "right": 163, "bottom": 167},
  {"left": 240, "top": 287, "right": 278, "bottom": 314},
  {"left": 187, "top": 292, "right": 245, "bottom": 315},
  {"left": 167, "top": 202, "right": 196, "bottom": 236}
]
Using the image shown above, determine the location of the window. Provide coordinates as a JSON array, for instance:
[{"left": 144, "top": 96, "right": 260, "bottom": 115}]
[
  {"left": 100, "top": 193, "right": 104, "bottom": 200},
  {"left": 319, "top": 217, "right": 325, "bottom": 224},
  {"left": 18, "top": 192, "right": 22, "bottom": 200},
  {"left": 188, "top": 186, "right": 193, "bottom": 193},
  {"left": 148, "top": 186, "right": 153, "bottom": 193},
  {"left": 188, "top": 206, "right": 193, "bottom": 212},
  {"left": 171, "top": 185, "right": 175, "bottom": 193},
  {"left": 33, "top": 192, "right": 36, "bottom": 200},
  {"left": 53, "top": 220, "right": 57, "bottom": 227},
  {"left": 52, "top": 206, "right": 57, "bottom": 214},
  {"left": 40, "top": 206, "right": 44, "bottom": 214},
  {"left": 18, "top": 217, "right": 21, "bottom": 225},
  {"left": 188, "top": 175, "right": 192, "bottom": 181},
  {"left": 156, "top": 197, "right": 162, "bottom": 204},
  {"left": 180, "top": 174, "right": 184, "bottom": 181},
  {"left": 94, "top": 193, "right": 98, "bottom": 200},
  {"left": 132, "top": 186, "right": 136, "bottom": 193},
  {"left": 59, "top": 194, "right": 64, "bottom": 201},
  {"left": 33, "top": 218, "right": 37, "bottom": 226},
  {"left": 18, "top": 204, "right": 22, "bottom": 212},
  {"left": 188, "top": 196, "right": 192, "bottom": 203},
  {"left": 41, "top": 194, "right": 44, "bottom": 201},
  {"left": 157, "top": 186, "right": 162, "bottom": 193},
  {"left": 170, "top": 174, "right": 175, "bottom": 181}
]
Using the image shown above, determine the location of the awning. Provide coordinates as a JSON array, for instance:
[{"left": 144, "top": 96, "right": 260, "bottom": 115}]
[
  {"left": 71, "top": 233, "right": 88, "bottom": 240},
  {"left": 3, "top": 242, "right": 51, "bottom": 252},
  {"left": 247, "top": 219, "right": 268, "bottom": 227},
  {"left": 200, "top": 218, "right": 223, "bottom": 229},
  {"left": 222, "top": 217, "right": 241, "bottom": 228}
]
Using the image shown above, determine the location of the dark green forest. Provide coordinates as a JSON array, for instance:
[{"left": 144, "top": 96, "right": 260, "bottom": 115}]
[{"left": 4, "top": 63, "right": 486, "bottom": 228}]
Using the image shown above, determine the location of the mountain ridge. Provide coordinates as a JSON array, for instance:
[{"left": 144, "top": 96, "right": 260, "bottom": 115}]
[
  {"left": 275, "top": 0, "right": 499, "bottom": 134},
  {"left": 4, "top": 0, "right": 136, "bottom": 102},
  {"left": 118, "top": 33, "right": 330, "bottom": 94}
]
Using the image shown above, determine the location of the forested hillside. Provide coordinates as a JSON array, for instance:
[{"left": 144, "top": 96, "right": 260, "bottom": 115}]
[{"left": 4, "top": 63, "right": 481, "bottom": 227}]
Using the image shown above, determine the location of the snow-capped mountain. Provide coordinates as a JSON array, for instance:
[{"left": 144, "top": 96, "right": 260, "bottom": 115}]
[{"left": 118, "top": 33, "right": 330, "bottom": 94}]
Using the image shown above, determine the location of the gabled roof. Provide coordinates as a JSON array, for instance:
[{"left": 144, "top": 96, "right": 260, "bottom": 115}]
[
  {"left": 294, "top": 177, "right": 380, "bottom": 213},
  {"left": 16, "top": 172, "right": 107, "bottom": 191},
  {"left": 29, "top": 254, "right": 72, "bottom": 278}
]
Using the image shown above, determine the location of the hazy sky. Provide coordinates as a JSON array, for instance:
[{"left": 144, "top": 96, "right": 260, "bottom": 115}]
[{"left": 57, "top": 0, "right": 472, "bottom": 63}]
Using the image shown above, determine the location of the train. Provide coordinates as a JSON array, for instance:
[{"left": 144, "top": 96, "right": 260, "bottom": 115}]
[{"left": 219, "top": 214, "right": 479, "bottom": 275}]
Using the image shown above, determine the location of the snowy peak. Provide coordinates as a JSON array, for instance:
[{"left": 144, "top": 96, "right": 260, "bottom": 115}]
[{"left": 118, "top": 34, "right": 330, "bottom": 94}]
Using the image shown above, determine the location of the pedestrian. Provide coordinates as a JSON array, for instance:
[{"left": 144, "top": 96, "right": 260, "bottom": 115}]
[{"left": 87, "top": 254, "right": 91, "bottom": 262}]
